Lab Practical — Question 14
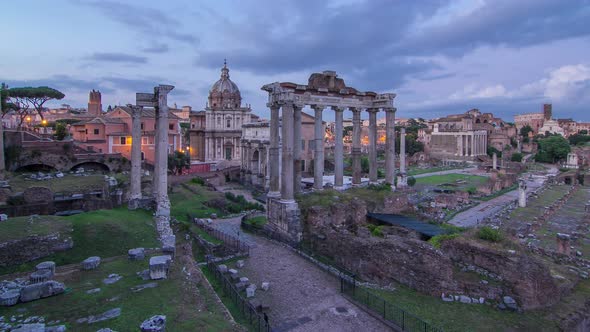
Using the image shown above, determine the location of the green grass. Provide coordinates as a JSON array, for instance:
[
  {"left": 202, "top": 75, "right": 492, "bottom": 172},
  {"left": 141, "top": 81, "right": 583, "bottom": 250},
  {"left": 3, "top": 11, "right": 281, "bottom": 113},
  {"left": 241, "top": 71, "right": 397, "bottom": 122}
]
[
  {"left": 243, "top": 216, "right": 267, "bottom": 228},
  {"left": 407, "top": 166, "right": 465, "bottom": 176},
  {"left": 0, "top": 257, "right": 234, "bottom": 331},
  {"left": 370, "top": 283, "right": 555, "bottom": 332},
  {"left": 508, "top": 185, "right": 570, "bottom": 224},
  {"left": 169, "top": 183, "right": 223, "bottom": 222},
  {"left": 7, "top": 173, "right": 109, "bottom": 194},
  {"left": 0, "top": 215, "right": 72, "bottom": 243},
  {"left": 0, "top": 208, "right": 159, "bottom": 275},
  {"left": 415, "top": 174, "right": 488, "bottom": 192}
]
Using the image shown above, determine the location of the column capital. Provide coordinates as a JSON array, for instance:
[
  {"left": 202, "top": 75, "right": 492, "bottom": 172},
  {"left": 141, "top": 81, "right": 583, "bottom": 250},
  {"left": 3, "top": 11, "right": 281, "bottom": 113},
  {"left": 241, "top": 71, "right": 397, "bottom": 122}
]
[
  {"left": 366, "top": 108, "right": 379, "bottom": 114},
  {"left": 127, "top": 104, "right": 143, "bottom": 117},
  {"left": 350, "top": 107, "right": 363, "bottom": 113},
  {"left": 383, "top": 107, "right": 397, "bottom": 113},
  {"left": 331, "top": 105, "right": 344, "bottom": 112},
  {"left": 293, "top": 103, "right": 305, "bottom": 110},
  {"left": 155, "top": 84, "right": 174, "bottom": 96},
  {"left": 310, "top": 104, "right": 325, "bottom": 111}
]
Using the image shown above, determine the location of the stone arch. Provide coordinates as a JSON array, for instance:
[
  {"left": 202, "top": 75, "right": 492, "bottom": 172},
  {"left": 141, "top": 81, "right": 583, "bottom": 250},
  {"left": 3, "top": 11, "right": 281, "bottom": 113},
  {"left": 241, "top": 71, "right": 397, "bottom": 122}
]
[
  {"left": 14, "top": 163, "right": 58, "bottom": 173},
  {"left": 71, "top": 161, "right": 110, "bottom": 172}
]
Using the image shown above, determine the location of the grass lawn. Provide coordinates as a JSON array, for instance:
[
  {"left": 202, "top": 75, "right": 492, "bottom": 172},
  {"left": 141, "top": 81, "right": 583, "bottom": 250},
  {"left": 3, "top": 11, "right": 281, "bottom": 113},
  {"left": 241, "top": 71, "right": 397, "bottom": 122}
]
[
  {"left": 243, "top": 216, "right": 267, "bottom": 228},
  {"left": 0, "top": 257, "right": 234, "bottom": 331},
  {"left": 0, "top": 208, "right": 159, "bottom": 275},
  {"left": 297, "top": 186, "right": 402, "bottom": 211},
  {"left": 0, "top": 215, "right": 72, "bottom": 243},
  {"left": 407, "top": 166, "right": 465, "bottom": 176},
  {"left": 508, "top": 185, "right": 570, "bottom": 224},
  {"left": 371, "top": 283, "right": 555, "bottom": 332},
  {"left": 415, "top": 174, "right": 488, "bottom": 192},
  {"left": 7, "top": 173, "right": 108, "bottom": 194},
  {"left": 169, "top": 182, "right": 223, "bottom": 222}
]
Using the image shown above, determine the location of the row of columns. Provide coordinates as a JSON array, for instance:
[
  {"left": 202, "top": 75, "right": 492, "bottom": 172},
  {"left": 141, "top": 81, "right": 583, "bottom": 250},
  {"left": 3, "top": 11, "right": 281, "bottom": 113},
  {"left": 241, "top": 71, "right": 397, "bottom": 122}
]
[
  {"left": 457, "top": 133, "right": 487, "bottom": 157},
  {"left": 268, "top": 102, "right": 398, "bottom": 202},
  {"left": 128, "top": 85, "right": 174, "bottom": 217}
]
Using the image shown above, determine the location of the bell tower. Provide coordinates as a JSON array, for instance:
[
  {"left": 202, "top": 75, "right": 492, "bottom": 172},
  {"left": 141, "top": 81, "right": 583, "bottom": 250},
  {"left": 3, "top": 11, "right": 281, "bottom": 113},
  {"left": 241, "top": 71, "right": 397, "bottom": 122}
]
[{"left": 88, "top": 90, "right": 102, "bottom": 116}]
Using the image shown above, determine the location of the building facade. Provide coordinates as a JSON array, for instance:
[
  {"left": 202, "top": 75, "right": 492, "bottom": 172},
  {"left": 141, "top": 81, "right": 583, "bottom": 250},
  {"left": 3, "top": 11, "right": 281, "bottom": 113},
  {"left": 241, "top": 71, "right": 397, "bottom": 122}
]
[{"left": 189, "top": 62, "right": 255, "bottom": 166}]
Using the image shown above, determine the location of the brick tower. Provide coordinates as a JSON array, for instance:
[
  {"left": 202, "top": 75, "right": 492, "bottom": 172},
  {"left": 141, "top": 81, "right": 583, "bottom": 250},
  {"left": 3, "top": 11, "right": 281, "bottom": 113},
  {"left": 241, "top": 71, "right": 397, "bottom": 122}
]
[{"left": 88, "top": 90, "right": 102, "bottom": 116}]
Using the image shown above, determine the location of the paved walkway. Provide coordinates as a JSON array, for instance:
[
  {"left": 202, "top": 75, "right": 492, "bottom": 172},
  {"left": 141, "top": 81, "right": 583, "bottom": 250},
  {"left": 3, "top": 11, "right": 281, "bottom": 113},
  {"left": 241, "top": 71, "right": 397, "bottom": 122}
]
[
  {"left": 412, "top": 166, "right": 485, "bottom": 179},
  {"left": 209, "top": 218, "right": 391, "bottom": 332},
  {"left": 448, "top": 166, "right": 559, "bottom": 227}
]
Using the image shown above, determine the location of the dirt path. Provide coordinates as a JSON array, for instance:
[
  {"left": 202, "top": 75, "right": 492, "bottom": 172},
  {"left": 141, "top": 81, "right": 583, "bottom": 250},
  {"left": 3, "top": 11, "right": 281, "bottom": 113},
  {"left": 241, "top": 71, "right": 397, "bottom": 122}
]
[{"left": 209, "top": 218, "right": 391, "bottom": 332}]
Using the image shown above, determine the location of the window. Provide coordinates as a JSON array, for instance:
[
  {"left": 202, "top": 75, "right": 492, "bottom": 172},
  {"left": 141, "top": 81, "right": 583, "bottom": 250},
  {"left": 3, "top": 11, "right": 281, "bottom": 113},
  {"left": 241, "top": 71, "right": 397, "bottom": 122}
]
[
  {"left": 227, "top": 119, "right": 231, "bottom": 128},
  {"left": 302, "top": 139, "right": 305, "bottom": 150},
  {"left": 217, "top": 117, "right": 221, "bottom": 125},
  {"left": 93, "top": 128, "right": 99, "bottom": 135},
  {"left": 141, "top": 123, "right": 144, "bottom": 130},
  {"left": 141, "top": 152, "right": 145, "bottom": 160},
  {"left": 85, "top": 129, "right": 88, "bottom": 134},
  {"left": 120, "top": 137, "right": 127, "bottom": 145},
  {"left": 169, "top": 123, "right": 174, "bottom": 130},
  {"left": 309, "top": 140, "right": 315, "bottom": 150},
  {"left": 142, "top": 137, "right": 148, "bottom": 145}
]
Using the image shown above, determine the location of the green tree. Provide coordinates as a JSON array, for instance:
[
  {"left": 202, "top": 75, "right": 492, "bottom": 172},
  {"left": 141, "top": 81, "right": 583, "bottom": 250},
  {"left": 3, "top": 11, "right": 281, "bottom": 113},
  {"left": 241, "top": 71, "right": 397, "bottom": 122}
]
[
  {"left": 55, "top": 122, "right": 67, "bottom": 140},
  {"left": 407, "top": 176, "right": 416, "bottom": 187},
  {"left": 360, "top": 156, "right": 369, "bottom": 174},
  {"left": 568, "top": 133, "right": 590, "bottom": 146},
  {"left": 168, "top": 150, "right": 190, "bottom": 175},
  {"left": 520, "top": 125, "right": 533, "bottom": 138},
  {"left": 7, "top": 86, "right": 65, "bottom": 128},
  {"left": 511, "top": 152, "right": 523, "bottom": 162},
  {"left": 535, "top": 135, "right": 570, "bottom": 163},
  {"left": 487, "top": 146, "right": 502, "bottom": 158}
]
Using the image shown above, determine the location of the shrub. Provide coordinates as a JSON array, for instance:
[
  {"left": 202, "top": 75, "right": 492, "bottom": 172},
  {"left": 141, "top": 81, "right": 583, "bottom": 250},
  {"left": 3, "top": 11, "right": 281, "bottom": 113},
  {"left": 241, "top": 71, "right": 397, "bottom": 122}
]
[
  {"left": 191, "top": 177, "right": 205, "bottom": 186},
  {"left": 244, "top": 216, "right": 267, "bottom": 228},
  {"left": 477, "top": 226, "right": 502, "bottom": 242},
  {"left": 367, "top": 183, "right": 391, "bottom": 191},
  {"left": 428, "top": 233, "right": 459, "bottom": 248},
  {"left": 511, "top": 152, "right": 523, "bottom": 162},
  {"left": 467, "top": 186, "right": 478, "bottom": 195},
  {"left": 407, "top": 176, "right": 416, "bottom": 187},
  {"left": 367, "top": 224, "right": 384, "bottom": 237}
]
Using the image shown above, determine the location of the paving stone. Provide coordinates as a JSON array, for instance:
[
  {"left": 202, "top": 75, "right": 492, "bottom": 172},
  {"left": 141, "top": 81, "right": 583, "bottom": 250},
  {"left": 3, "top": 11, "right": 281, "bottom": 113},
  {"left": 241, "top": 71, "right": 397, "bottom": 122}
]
[{"left": 81, "top": 256, "right": 101, "bottom": 270}]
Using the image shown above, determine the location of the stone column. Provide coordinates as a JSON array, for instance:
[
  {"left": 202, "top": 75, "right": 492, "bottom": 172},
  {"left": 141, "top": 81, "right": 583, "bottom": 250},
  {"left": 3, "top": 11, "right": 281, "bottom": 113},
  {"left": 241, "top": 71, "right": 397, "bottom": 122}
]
[
  {"left": 518, "top": 179, "right": 527, "bottom": 208},
  {"left": 265, "top": 144, "right": 270, "bottom": 190},
  {"left": 293, "top": 104, "right": 303, "bottom": 193},
  {"left": 155, "top": 84, "right": 174, "bottom": 217},
  {"left": 129, "top": 105, "right": 143, "bottom": 210},
  {"left": 464, "top": 135, "right": 468, "bottom": 156},
  {"left": 312, "top": 105, "right": 324, "bottom": 190},
  {"left": 385, "top": 108, "right": 396, "bottom": 190},
  {"left": 333, "top": 106, "right": 344, "bottom": 189},
  {"left": 268, "top": 104, "right": 281, "bottom": 197},
  {"left": 457, "top": 134, "right": 463, "bottom": 156},
  {"left": 351, "top": 107, "right": 362, "bottom": 186},
  {"left": 470, "top": 134, "right": 475, "bottom": 157},
  {"left": 281, "top": 102, "right": 295, "bottom": 201},
  {"left": 398, "top": 127, "right": 407, "bottom": 187},
  {"left": 493, "top": 152, "right": 497, "bottom": 170},
  {"left": 367, "top": 108, "right": 378, "bottom": 184}
]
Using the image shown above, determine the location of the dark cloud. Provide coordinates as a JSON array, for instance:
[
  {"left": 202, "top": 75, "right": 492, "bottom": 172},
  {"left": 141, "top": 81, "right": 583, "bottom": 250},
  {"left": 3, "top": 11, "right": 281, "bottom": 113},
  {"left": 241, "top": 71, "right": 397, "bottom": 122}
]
[
  {"left": 75, "top": 0, "right": 199, "bottom": 46},
  {"left": 1, "top": 75, "right": 114, "bottom": 95},
  {"left": 85, "top": 52, "right": 147, "bottom": 64},
  {"left": 143, "top": 43, "right": 169, "bottom": 54},
  {"left": 195, "top": 0, "right": 590, "bottom": 91}
]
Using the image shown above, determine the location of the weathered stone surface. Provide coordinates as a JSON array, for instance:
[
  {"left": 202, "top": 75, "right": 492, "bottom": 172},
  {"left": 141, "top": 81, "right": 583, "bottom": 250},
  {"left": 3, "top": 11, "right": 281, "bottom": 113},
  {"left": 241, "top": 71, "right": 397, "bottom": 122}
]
[
  {"left": 0, "top": 214, "right": 7, "bottom": 222},
  {"left": 140, "top": 315, "right": 166, "bottom": 332},
  {"left": 217, "top": 264, "right": 228, "bottom": 273},
  {"left": 503, "top": 296, "right": 518, "bottom": 311},
  {"left": 131, "top": 282, "right": 158, "bottom": 292},
  {"left": 11, "top": 323, "right": 45, "bottom": 332},
  {"left": 239, "top": 277, "right": 249, "bottom": 283},
  {"left": 236, "top": 260, "right": 245, "bottom": 268},
  {"left": 235, "top": 281, "right": 248, "bottom": 291},
  {"left": 23, "top": 187, "right": 53, "bottom": 204},
  {"left": 35, "top": 261, "right": 56, "bottom": 275},
  {"left": 149, "top": 255, "right": 171, "bottom": 280},
  {"left": 441, "top": 293, "right": 454, "bottom": 302},
  {"left": 19, "top": 281, "right": 65, "bottom": 302},
  {"left": 103, "top": 274, "right": 122, "bottom": 285},
  {"left": 0, "top": 289, "right": 20, "bottom": 306},
  {"left": 45, "top": 325, "right": 67, "bottom": 332},
  {"left": 0, "top": 234, "right": 73, "bottom": 268},
  {"left": 29, "top": 270, "right": 52, "bottom": 284},
  {"left": 128, "top": 248, "right": 145, "bottom": 260},
  {"left": 459, "top": 295, "right": 471, "bottom": 304},
  {"left": 261, "top": 282, "right": 270, "bottom": 291},
  {"left": 86, "top": 288, "right": 101, "bottom": 294},
  {"left": 81, "top": 256, "right": 100, "bottom": 270},
  {"left": 86, "top": 308, "right": 121, "bottom": 324},
  {"left": 246, "top": 285, "right": 256, "bottom": 298}
]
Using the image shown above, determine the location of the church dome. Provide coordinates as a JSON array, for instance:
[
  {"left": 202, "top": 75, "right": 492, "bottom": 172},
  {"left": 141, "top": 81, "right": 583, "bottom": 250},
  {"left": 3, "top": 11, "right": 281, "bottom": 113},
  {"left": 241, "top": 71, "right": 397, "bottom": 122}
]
[{"left": 208, "top": 60, "right": 242, "bottom": 109}]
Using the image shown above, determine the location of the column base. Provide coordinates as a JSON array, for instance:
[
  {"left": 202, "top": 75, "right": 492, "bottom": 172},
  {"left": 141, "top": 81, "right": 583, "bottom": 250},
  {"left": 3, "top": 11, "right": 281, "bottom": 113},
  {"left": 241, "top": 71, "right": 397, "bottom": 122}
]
[
  {"left": 397, "top": 174, "right": 408, "bottom": 188},
  {"left": 267, "top": 191, "right": 281, "bottom": 199},
  {"left": 334, "top": 185, "right": 345, "bottom": 191},
  {"left": 267, "top": 196, "right": 301, "bottom": 245}
]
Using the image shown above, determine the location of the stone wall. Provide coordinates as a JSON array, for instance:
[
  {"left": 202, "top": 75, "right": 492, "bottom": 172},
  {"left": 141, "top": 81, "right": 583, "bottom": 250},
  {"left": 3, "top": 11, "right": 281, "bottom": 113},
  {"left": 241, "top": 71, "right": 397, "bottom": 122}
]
[{"left": 0, "top": 233, "right": 73, "bottom": 267}]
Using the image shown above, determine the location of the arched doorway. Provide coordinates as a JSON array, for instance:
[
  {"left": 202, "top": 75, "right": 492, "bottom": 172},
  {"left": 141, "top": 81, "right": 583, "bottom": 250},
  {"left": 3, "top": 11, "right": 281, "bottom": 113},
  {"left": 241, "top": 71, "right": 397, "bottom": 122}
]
[{"left": 251, "top": 150, "right": 259, "bottom": 174}]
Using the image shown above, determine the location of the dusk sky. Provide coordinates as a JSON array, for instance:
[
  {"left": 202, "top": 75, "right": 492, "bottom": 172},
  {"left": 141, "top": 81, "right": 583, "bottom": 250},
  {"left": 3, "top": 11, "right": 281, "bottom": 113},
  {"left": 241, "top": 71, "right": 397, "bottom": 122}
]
[{"left": 2, "top": 0, "right": 590, "bottom": 121}]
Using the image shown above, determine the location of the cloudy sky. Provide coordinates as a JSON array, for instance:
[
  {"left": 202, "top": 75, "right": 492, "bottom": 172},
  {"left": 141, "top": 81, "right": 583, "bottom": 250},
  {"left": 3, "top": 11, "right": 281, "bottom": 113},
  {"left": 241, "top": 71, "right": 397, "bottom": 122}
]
[{"left": 2, "top": 0, "right": 590, "bottom": 121}]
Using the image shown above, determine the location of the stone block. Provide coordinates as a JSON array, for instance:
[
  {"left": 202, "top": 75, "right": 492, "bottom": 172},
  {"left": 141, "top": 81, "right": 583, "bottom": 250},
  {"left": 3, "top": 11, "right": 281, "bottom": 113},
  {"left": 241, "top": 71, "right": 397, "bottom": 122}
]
[
  {"left": 441, "top": 293, "right": 453, "bottom": 302},
  {"left": 217, "top": 264, "right": 228, "bottom": 273},
  {"left": 103, "top": 274, "right": 123, "bottom": 285},
  {"left": 239, "top": 277, "right": 249, "bottom": 283},
  {"left": 35, "top": 261, "right": 56, "bottom": 276},
  {"left": 236, "top": 260, "right": 245, "bottom": 268},
  {"left": 458, "top": 295, "right": 471, "bottom": 304},
  {"left": 45, "top": 326, "right": 66, "bottom": 332},
  {"left": 149, "top": 255, "right": 172, "bottom": 280},
  {"left": 246, "top": 285, "right": 256, "bottom": 298},
  {"left": 128, "top": 248, "right": 145, "bottom": 260},
  {"left": 11, "top": 324, "right": 46, "bottom": 332},
  {"left": 0, "top": 289, "right": 20, "bottom": 306},
  {"left": 261, "top": 282, "right": 270, "bottom": 291},
  {"left": 29, "top": 270, "right": 52, "bottom": 284},
  {"left": 81, "top": 256, "right": 101, "bottom": 270},
  {"left": 40, "top": 280, "right": 65, "bottom": 298},
  {"left": 20, "top": 283, "right": 44, "bottom": 302},
  {"left": 235, "top": 281, "right": 248, "bottom": 291},
  {"left": 140, "top": 314, "right": 166, "bottom": 332},
  {"left": 161, "top": 235, "right": 176, "bottom": 256},
  {"left": 0, "top": 214, "right": 7, "bottom": 222},
  {"left": 502, "top": 296, "right": 518, "bottom": 311}
]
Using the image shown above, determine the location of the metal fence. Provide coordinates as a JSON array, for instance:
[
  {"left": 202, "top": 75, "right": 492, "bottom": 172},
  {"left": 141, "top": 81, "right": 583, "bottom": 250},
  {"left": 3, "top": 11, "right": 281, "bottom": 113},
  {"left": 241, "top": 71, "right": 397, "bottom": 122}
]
[
  {"left": 193, "top": 218, "right": 251, "bottom": 256},
  {"left": 340, "top": 275, "right": 443, "bottom": 332},
  {"left": 206, "top": 256, "right": 271, "bottom": 332}
]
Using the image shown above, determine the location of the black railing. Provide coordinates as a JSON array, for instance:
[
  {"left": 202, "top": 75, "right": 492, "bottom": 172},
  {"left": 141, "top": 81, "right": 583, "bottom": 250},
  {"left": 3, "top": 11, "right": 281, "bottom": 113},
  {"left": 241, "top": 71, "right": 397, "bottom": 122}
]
[
  {"left": 206, "top": 257, "right": 271, "bottom": 332},
  {"left": 340, "top": 275, "right": 443, "bottom": 332}
]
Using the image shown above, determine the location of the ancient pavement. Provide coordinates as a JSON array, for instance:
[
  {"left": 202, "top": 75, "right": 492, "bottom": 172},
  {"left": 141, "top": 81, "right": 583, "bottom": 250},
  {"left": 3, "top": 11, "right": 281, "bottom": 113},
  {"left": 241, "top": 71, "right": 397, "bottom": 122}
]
[
  {"left": 448, "top": 166, "right": 559, "bottom": 227},
  {"left": 210, "top": 217, "right": 391, "bottom": 332}
]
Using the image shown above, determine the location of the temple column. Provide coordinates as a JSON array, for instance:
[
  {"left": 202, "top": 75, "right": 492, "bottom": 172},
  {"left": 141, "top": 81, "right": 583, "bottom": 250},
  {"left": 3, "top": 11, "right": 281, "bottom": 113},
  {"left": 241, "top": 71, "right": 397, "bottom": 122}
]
[
  {"left": 293, "top": 104, "right": 303, "bottom": 193},
  {"left": 129, "top": 105, "right": 143, "bottom": 210},
  {"left": 398, "top": 127, "right": 407, "bottom": 187},
  {"left": 312, "top": 105, "right": 324, "bottom": 190},
  {"left": 470, "top": 134, "right": 475, "bottom": 157},
  {"left": 457, "top": 134, "right": 462, "bottom": 156},
  {"left": 268, "top": 103, "right": 281, "bottom": 197},
  {"left": 155, "top": 84, "right": 174, "bottom": 217},
  {"left": 367, "top": 108, "right": 378, "bottom": 184},
  {"left": 333, "top": 106, "right": 344, "bottom": 189},
  {"left": 351, "top": 107, "right": 362, "bottom": 186},
  {"left": 385, "top": 108, "right": 396, "bottom": 190},
  {"left": 281, "top": 102, "right": 295, "bottom": 201}
]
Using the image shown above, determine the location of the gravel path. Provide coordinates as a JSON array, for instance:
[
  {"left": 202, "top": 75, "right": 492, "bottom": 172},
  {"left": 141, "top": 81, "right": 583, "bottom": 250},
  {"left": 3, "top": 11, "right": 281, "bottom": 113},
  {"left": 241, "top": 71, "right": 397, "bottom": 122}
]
[{"left": 209, "top": 218, "right": 391, "bottom": 332}]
